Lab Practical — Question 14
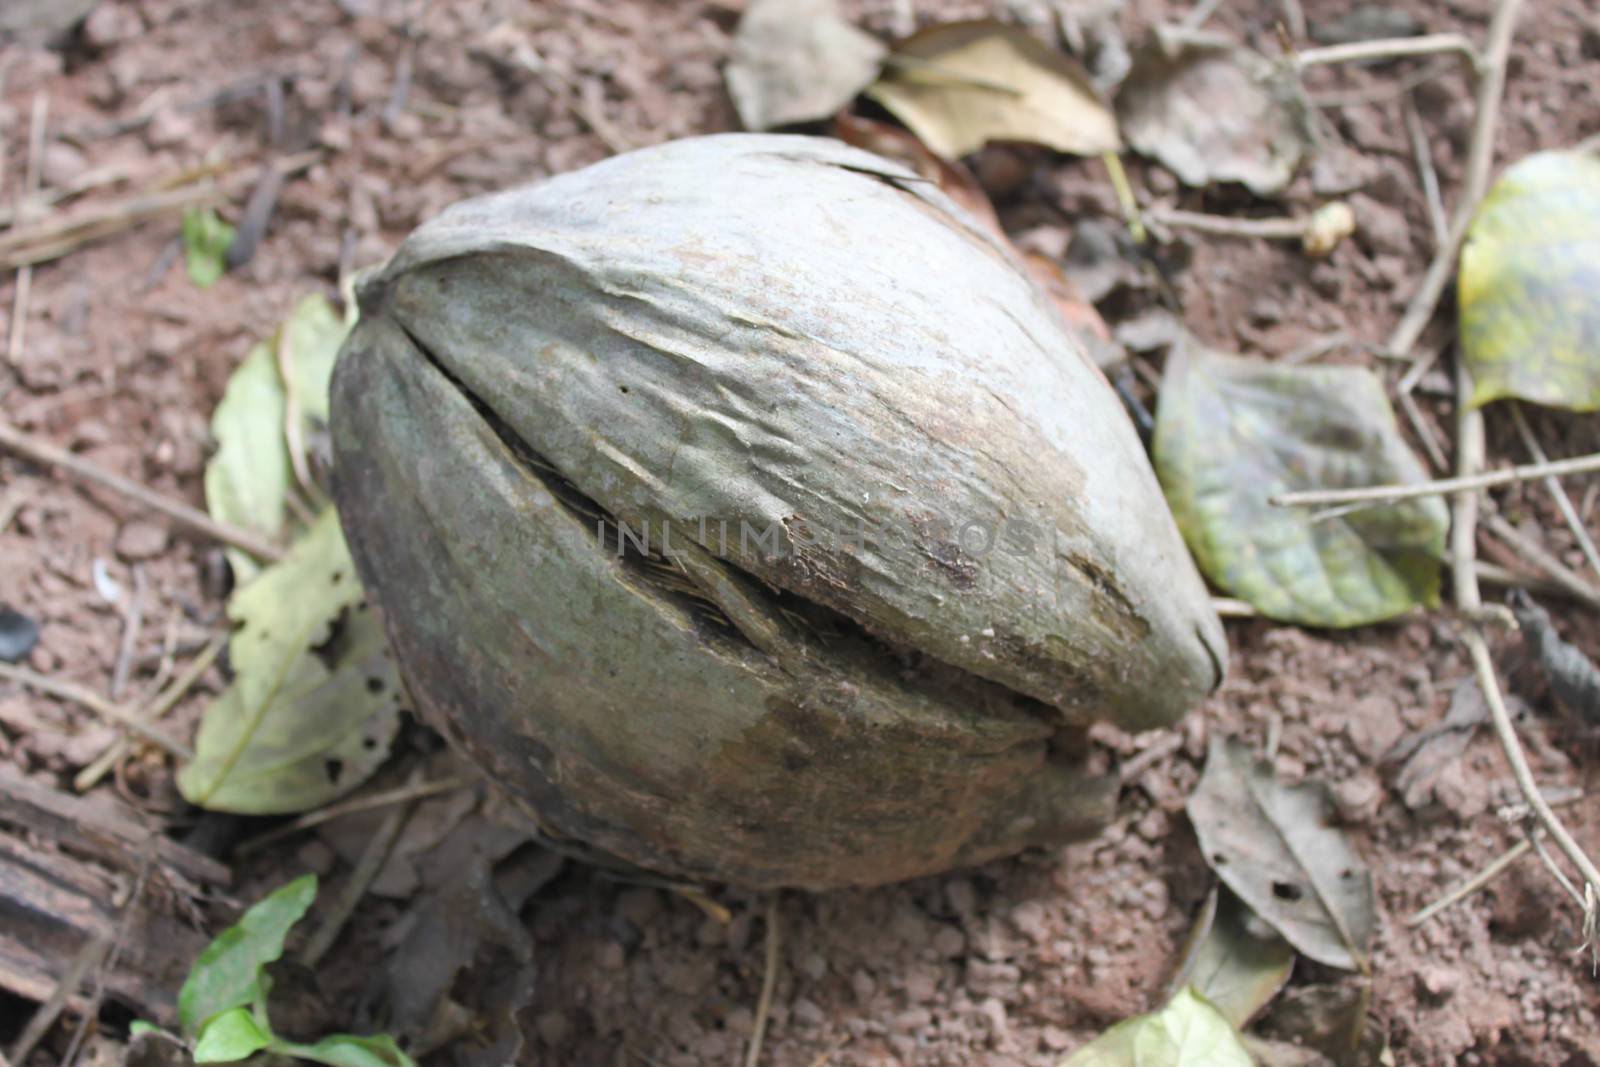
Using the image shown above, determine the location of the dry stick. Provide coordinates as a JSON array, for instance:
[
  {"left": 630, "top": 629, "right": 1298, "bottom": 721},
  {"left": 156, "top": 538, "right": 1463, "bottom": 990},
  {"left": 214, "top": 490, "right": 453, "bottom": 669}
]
[
  {"left": 1527, "top": 821, "right": 1586, "bottom": 910},
  {"left": 1509, "top": 402, "right": 1600, "bottom": 580},
  {"left": 7, "top": 93, "right": 47, "bottom": 370},
  {"left": 235, "top": 775, "right": 475, "bottom": 857},
  {"left": 1271, "top": 451, "right": 1600, "bottom": 509},
  {"left": 1143, "top": 207, "right": 1306, "bottom": 241},
  {"left": 110, "top": 563, "right": 147, "bottom": 703},
  {"left": 6, "top": 933, "right": 108, "bottom": 1064},
  {"left": 0, "top": 420, "right": 284, "bottom": 562},
  {"left": 60, "top": 846, "right": 157, "bottom": 1067},
  {"left": 744, "top": 894, "right": 782, "bottom": 1067},
  {"left": 0, "top": 662, "right": 193, "bottom": 758},
  {"left": 1404, "top": 94, "right": 1451, "bottom": 250},
  {"left": 1476, "top": 560, "right": 1600, "bottom": 605},
  {"left": 1482, "top": 512, "right": 1600, "bottom": 609},
  {"left": 300, "top": 772, "right": 421, "bottom": 968},
  {"left": 1406, "top": 837, "right": 1532, "bottom": 926},
  {"left": 1294, "top": 33, "right": 1481, "bottom": 71},
  {"left": 75, "top": 634, "right": 225, "bottom": 792}
]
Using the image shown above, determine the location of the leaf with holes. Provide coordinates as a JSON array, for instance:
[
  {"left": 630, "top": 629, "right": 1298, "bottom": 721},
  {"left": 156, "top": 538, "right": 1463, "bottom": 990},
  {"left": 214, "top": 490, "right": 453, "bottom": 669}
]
[
  {"left": 178, "top": 510, "right": 401, "bottom": 814},
  {"left": 1186, "top": 737, "right": 1375, "bottom": 971},
  {"left": 1117, "top": 28, "right": 1314, "bottom": 196},
  {"left": 1460, "top": 149, "right": 1600, "bottom": 411},
  {"left": 865, "top": 20, "right": 1118, "bottom": 160},
  {"left": 1167, "top": 886, "right": 1295, "bottom": 1029},
  {"left": 725, "top": 0, "right": 885, "bottom": 131},
  {"left": 1153, "top": 338, "right": 1448, "bottom": 627},
  {"left": 1061, "top": 985, "right": 1254, "bottom": 1067}
]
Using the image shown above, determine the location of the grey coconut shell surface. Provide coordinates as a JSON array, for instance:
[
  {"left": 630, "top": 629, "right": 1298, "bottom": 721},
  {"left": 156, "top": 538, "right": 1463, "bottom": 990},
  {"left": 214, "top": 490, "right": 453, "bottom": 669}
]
[{"left": 330, "top": 133, "right": 1226, "bottom": 890}]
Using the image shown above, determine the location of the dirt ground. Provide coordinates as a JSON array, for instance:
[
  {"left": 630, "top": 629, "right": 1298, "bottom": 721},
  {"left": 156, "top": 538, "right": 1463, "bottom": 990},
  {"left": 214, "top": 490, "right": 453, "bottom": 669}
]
[{"left": 1, "top": 0, "right": 1599, "bottom": 1064}]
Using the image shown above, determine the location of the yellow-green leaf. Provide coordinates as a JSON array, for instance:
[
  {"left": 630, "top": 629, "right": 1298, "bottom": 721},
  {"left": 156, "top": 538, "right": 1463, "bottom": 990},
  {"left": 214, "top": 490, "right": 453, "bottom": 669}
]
[
  {"left": 1061, "top": 986, "right": 1254, "bottom": 1067},
  {"left": 178, "top": 511, "right": 401, "bottom": 814},
  {"left": 178, "top": 874, "right": 316, "bottom": 1037},
  {"left": 1153, "top": 339, "right": 1447, "bottom": 627},
  {"left": 183, "top": 207, "right": 235, "bottom": 289},
  {"left": 866, "top": 20, "right": 1118, "bottom": 160},
  {"left": 1460, "top": 149, "right": 1600, "bottom": 411}
]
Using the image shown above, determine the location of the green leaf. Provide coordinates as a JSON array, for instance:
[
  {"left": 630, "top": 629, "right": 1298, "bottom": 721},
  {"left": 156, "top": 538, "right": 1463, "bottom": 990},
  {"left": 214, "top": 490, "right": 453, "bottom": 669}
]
[
  {"left": 205, "top": 340, "right": 290, "bottom": 587},
  {"left": 282, "top": 294, "right": 349, "bottom": 432},
  {"left": 178, "top": 874, "right": 317, "bottom": 1037},
  {"left": 1186, "top": 738, "right": 1375, "bottom": 971},
  {"left": 1061, "top": 986, "right": 1254, "bottom": 1067},
  {"left": 1167, "top": 886, "right": 1295, "bottom": 1029},
  {"left": 193, "top": 1008, "right": 274, "bottom": 1063},
  {"left": 277, "top": 1033, "right": 420, "bottom": 1067},
  {"left": 128, "top": 1020, "right": 162, "bottom": 1037},
  {"left": 178, "top": 510, "right": 402, "bottom": 813},
  {"left": 1153, "top": 339, "right": 1448, "bottom": 626},
  {"left": 183, "top": 207, "right": 236, "bottom": 289},
  {"left": 1460, "top": 149, "right": 1600, "bottom": 411}
]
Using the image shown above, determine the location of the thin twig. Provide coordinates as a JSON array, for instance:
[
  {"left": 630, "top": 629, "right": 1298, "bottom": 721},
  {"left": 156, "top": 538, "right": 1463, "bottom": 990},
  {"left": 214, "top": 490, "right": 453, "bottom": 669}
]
[
  {"left": 1443, "top": 0, "right": 1600, "bottom": 918},
  {"left": 60, "top": 845, "right": 157, "bottom": 1067},
  {"left": 75, "top": 634, "right": 224, "bottom": 792},
  {"left": 1406, "top": 837, "right": 1531, "bottom": 926},
  {"left": 1211, "top": 597, "right": 1256, "bottom": 619},
  {"left": 1271, "top": 451, "right": 1600, "bottom": 509},
  {"left": 1527, "top": 821, "right": 1586, "bottom": 910},
  {"left": 1294, "top": 33, "right": 1480, "bottom": 71},
  {"left": 7, "top": 935, "right": 107, "bottom": 1064},
  {"left": 0, "top": 662, "right": 193, "bottom": 758},
  {"left": 110, "top": 563, "right": 147, "bottom": 703},
  {"left": 1476, "top": 560, "right": 1600, "bottom": 606},
  {"left": 1404, "top": 94, "right": 1450, "bottom": 250},
  {"left": 300, "top": 770, "right": 421, "bottom": 968},
  {"left": 1482, "top": 512, "right": 1600, "bottom": 609},
  {"left": 1144, "top": 207, "right": 1304, "bottom": 240},
  {"left": 744, "top": 894, "right": 782, "bottom": 1067},
  {"left": 7, "top": 93, "right": 47, "bottom": 370},
  {"left": 1179, "top": 0, "right": 1227, "bottom": 32},
  {"left": 235, "top": 775, "right": 475, "bottom": 857},
  {"left": 0, "top": 420, "right": 284, "bottom": 562},
  {"left": 1509, "top": 403, "right": 1600, "bottom": 581}
]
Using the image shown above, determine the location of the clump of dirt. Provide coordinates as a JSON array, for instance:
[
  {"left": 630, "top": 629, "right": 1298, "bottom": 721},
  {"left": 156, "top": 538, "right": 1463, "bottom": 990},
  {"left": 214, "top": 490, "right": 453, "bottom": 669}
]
[{"left": 2, "top": 0, "right": 1598, "bottom": 1064}]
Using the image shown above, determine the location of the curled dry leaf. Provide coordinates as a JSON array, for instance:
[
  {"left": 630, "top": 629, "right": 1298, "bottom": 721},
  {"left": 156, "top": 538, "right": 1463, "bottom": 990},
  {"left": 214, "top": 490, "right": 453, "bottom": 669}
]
[
  {"left": 866, "top": 20, "right": 1119, "bottom": 160},
  {"left": 1187, "top": 737, "right": 1376, "bottom": 971},
  {"left": 1117, "top": 29, "right": 1315, "bottom": 197},
  {"left": 1167, "top": 886, "right": 1296, "bottom": 1029},
  {"left": 1153, "top": 338, "right": 1448, "bottom": 627},
  {"left": 177, "top": 510, "right": 402, "bottom": 814},
  {"left": 724, "top": 0, "right": 885, "bottom": 131},
  {"left": 1459, "top": 149, "right": 1600, "bottom": 411},
  {"left": 1510, "top": 589, "right": 1600, "bottom": 723},
  {"left": 1060, "top": 986, "right": 1253, "bottom": 1067}
]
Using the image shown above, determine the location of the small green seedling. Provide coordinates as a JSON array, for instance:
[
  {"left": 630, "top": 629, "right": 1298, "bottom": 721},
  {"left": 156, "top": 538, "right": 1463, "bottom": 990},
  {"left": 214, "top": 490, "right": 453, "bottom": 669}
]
[
  {"left": 133, "top": 874, "right": 416, "bottom": 1067},
  {"left": 181, "top": 206, "right": 236, "bottom": 289}
]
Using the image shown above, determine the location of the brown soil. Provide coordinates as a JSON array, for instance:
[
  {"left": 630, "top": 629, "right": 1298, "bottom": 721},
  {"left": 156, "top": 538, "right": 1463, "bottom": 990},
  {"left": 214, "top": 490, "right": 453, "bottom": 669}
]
[{"left": 2, "top": 0, "right": 1599, "bottom": 1064}]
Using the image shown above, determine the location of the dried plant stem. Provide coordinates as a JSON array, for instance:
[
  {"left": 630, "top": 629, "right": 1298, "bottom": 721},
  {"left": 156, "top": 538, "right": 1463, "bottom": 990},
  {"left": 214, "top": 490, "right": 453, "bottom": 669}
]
[
  {"left": 7, "top": 94, "right": 48, "bottom": 372},
  {"left": 235, "top": 775, "right": 475, "bottom": 857},
  {"left": 0, "top": 419, "right": 285, "bottom": 562},
  {"left": 745, "top": 894, "right": 782, "bottom": 1067},
  {"left": 75, "top": 635, "right": 225, "bottom": 792},
  {"left": 1294, "top": 33, "right": 1480, "bottom": 71},
  {"left": 1406, "top": 837, "right": 1531, "bottom": 926},
  {"left": 1404, "top": 94, "right": 1450, "bottom": 249},
  {"left": 1144, "top": 207, "right": 1306, "bottom": 240},
  {"left": 7, "top": 934, "right": 106, "bottom": 1065},
  {"left": 1272, "top": 451, "right": 1600, "bottom": 509},
  {"left": 1509, "top": 403, "right": 1600, "bottom": 581},
  {"left": 0, "top": 662, "right": 193, "bottom": 758},
  {"left": 1481, "top": 512, "right": 1600, "bottom": 609}
]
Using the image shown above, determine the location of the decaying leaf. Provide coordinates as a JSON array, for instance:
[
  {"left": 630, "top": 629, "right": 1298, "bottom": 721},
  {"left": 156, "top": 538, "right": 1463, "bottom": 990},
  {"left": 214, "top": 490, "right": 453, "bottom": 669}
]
[
  {"left": 204, "top": 294, "right": 353, "bottom": 584},
  {"left": 178, "top": 874, "right": 317, "bottom": 1037},
  {"left": 1187, "top": 737, "right": 1376, "bottom": 971},
  {"left": 1117, "top": 29, "right": 1314, "bottom": 196},
  {"left": 1167, "top": 886, "right": 1295, "bottom": 1028},
  {"left": 1061, "top": 985, "right": 1253, "bottom": 1067},
  {"left": 724, "top": 0, "right": 885, "bottom": 131},
  {"left": 177, "top": 510, "right": 402, "bottom": 814},
  {"left": 1255, "top": 982, "right": 1392, "bottom": 1067},
  {"left": 1385, "top": 676, "right": 1487, "bottom": 810},
  {"left": 1153, "top": 339, "right": 1448, "bottom": 627},
  {"left": 1510, "top": 588, "right": 1600, "bottom": 723},
  {"left": 866, "top": 20, "right": 1119, "bottom": 159},
  {"left": 183, "top": 207, "right": 236, "bottom": 289},
  {"left": 1460, "top": 149, "right": 1600, "bottom": 411}
]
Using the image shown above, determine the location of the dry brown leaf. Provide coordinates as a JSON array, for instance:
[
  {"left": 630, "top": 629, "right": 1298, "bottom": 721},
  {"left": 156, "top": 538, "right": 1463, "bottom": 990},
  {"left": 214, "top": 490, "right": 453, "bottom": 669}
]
[
  {"left": 866, "top": 20, "right": 1119, "bottom": 159},
  {"left": 724, "top": 0, "right": 886, "bottom": 130}
]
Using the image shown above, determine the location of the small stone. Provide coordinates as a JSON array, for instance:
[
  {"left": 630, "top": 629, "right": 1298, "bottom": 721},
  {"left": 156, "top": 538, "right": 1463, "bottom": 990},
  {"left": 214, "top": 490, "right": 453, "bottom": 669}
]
[
  {"left": 115, "top": 519, "right": 169, "bottom": 562},
  {"left": 1333, "top": 774, "right": 1383, "bottom": 824},
  {"left": 535, "top": 1010, "right": 571, "bottom": 1045},
  {"left": 83, "top": 3, "right": 144, "bottom": 46},
  {"left": 40, "top": 143, "right": 87, "bottom": 190},
  {"left": 792, "top": 998, "right": 825, "bottom": 1027},
  {"left": 801, "top": 952, "right": 828, "bottom": 981},
  {"left": 145, "top": 109, "right": 196, "bottom": 149},
  {"left": 1418, "top": 965, "right": 1460, "bottom": 1001},
  {"left": 945, "top": 878, "right": 976, "bottom": 914},
  {"left": 1041, "top": 1024, "right": 1072, "bottom": 1051},
  {"left": 850, "top": 970, "right": 876, "bottom": 1002},
  {"left": 595, "top": 940, "right": 625, "bottom": 970},
  {"left": 0, "top": 607, "right": 41, "bottom": 664},
  {"left": 931, "top": 924, "right": 966, "bottom": 958}
]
